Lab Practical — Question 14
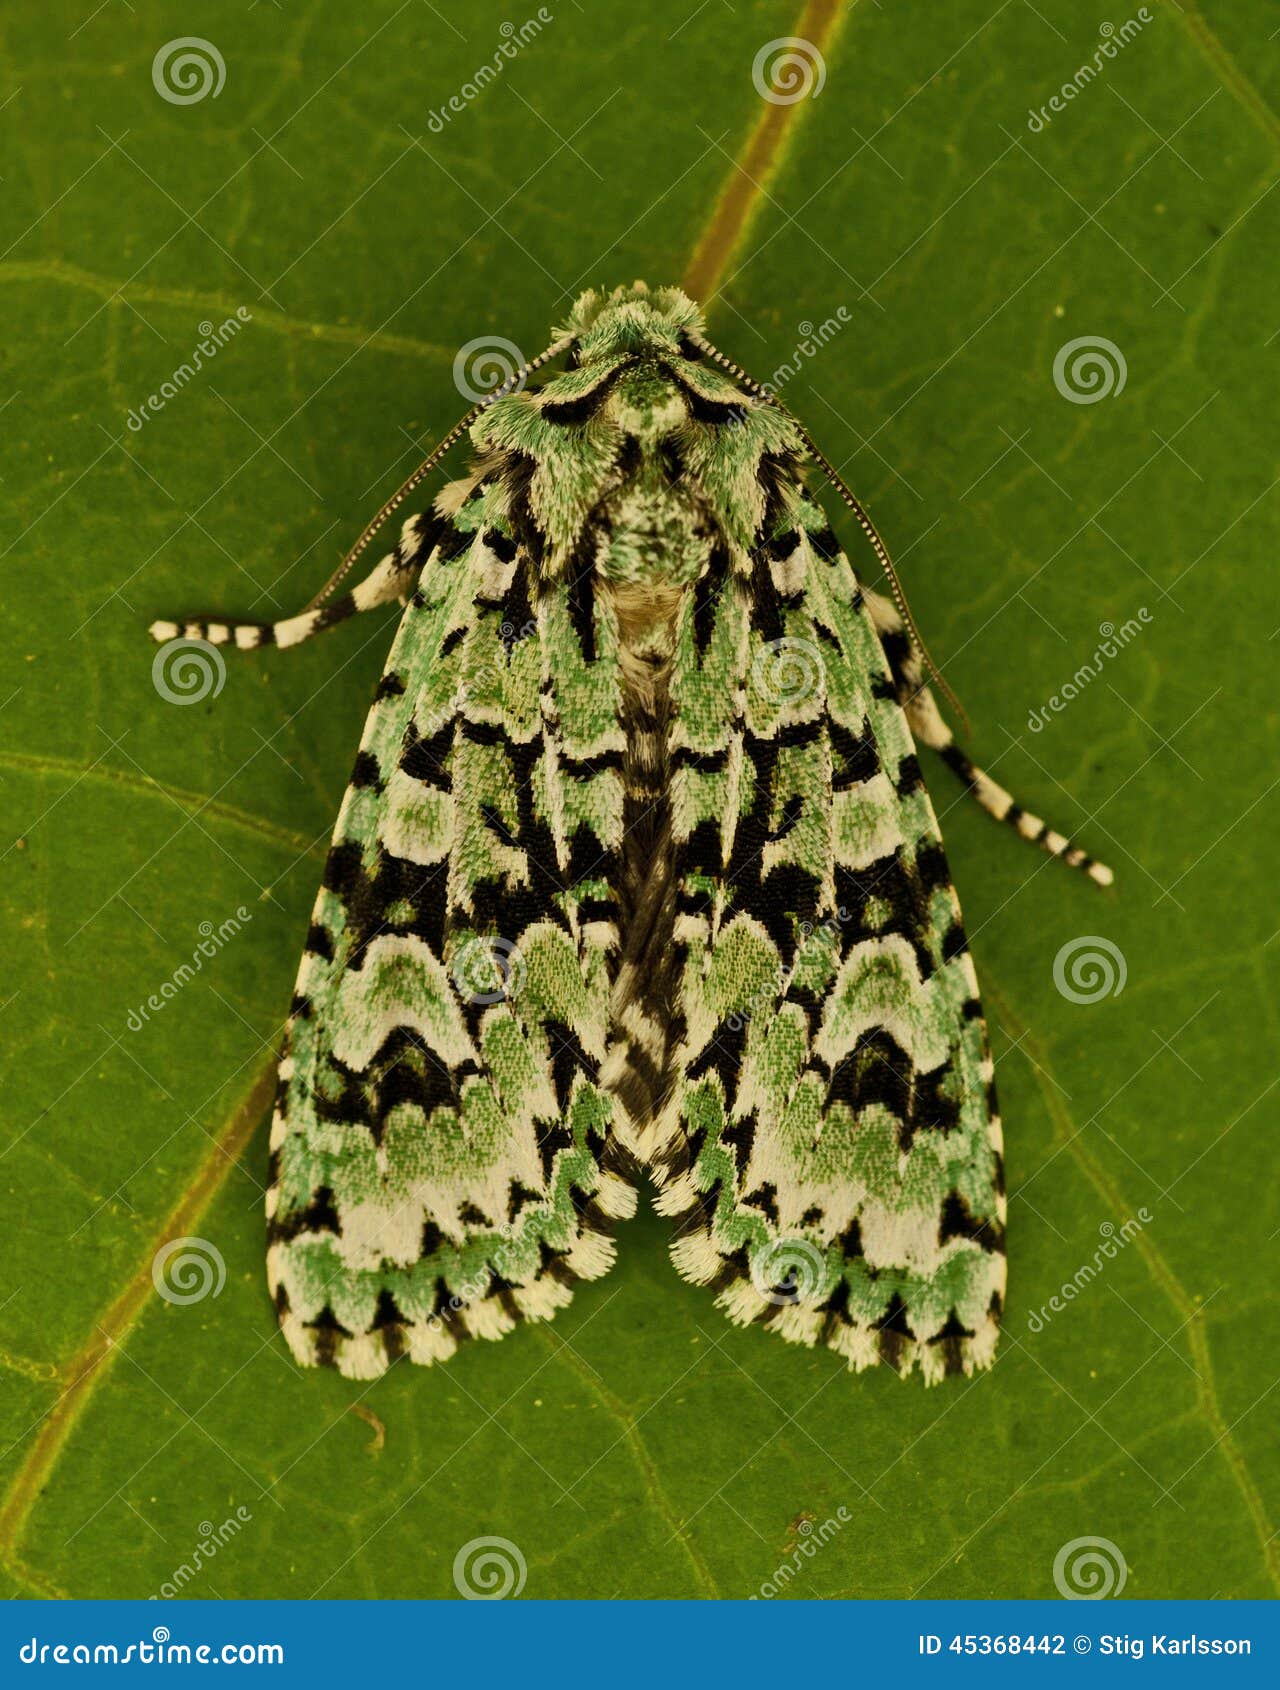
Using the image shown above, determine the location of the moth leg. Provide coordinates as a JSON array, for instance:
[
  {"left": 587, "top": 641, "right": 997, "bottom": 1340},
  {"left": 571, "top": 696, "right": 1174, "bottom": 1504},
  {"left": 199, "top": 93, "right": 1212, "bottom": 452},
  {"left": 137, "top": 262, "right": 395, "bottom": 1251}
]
[
  {"left": 148, "top": 515, "right": 437, "bottom": 653},
  {"left": 863, "top": 586, "right": 1114, "bottom": 888}
]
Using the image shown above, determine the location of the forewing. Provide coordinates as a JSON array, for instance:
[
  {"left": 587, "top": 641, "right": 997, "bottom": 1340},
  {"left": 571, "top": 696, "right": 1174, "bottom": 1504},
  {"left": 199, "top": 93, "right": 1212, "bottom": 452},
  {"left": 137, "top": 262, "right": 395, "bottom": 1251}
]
[
  {"left": 659, "top": 489, "right": 1004, "bottom": 1383},
  {"left": 268, "top": 495, "right": 636, "bottom": 1378}
]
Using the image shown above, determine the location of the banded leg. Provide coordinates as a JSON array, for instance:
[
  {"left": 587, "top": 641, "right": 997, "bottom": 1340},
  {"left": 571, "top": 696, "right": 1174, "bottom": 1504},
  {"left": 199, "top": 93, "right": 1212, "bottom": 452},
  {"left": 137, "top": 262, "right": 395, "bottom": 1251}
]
[
  {"left": 864, "top": 586, "right": 1114, "bottom": 887},
  {"left": 149, "top": 512, "right": 442, "bottom": 653}
]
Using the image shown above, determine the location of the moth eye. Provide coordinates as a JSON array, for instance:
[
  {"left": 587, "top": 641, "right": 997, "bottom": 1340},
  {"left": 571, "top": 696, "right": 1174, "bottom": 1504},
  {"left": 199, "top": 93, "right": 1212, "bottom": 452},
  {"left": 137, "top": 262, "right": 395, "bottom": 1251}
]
[{"left": 563, "top": 339, "right": 582, "bottom": 371}]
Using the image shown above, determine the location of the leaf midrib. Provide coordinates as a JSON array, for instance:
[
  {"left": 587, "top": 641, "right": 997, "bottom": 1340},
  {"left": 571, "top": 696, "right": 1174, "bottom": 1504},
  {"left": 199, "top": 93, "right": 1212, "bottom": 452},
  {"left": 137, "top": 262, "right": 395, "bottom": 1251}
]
[{"left": 0, "top": 1059, "right": 277, "bottom": 1574}]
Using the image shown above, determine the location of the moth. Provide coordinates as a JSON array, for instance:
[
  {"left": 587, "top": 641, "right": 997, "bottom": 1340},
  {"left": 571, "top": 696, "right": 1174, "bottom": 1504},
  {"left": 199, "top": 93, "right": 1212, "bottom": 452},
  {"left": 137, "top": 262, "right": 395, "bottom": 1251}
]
[{"left": 151, "top": 283, "right": 1111, "bottom": 1384}]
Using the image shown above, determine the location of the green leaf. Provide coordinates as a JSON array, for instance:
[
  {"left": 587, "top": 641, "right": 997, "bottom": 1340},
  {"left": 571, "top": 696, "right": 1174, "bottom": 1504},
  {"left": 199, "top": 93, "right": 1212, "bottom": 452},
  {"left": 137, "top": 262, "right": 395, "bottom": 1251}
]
[{"left": 2, "top": 0, "right": 1277, "bottom": 1600}]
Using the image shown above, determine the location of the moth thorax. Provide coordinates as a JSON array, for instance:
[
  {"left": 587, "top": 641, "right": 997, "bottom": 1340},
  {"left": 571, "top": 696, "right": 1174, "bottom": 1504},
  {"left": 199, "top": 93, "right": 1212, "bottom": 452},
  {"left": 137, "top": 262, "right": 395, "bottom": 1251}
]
[{"left": 597, "top": 471, "right": 713, "bottom": 592}]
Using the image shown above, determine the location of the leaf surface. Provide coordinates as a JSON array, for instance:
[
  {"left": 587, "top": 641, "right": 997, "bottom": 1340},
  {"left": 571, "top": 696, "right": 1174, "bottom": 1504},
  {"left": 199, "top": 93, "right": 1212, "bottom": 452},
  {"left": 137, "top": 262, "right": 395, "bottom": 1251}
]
[{"left": 1, "top": 0, "right": 1276, "bottom": 1600}]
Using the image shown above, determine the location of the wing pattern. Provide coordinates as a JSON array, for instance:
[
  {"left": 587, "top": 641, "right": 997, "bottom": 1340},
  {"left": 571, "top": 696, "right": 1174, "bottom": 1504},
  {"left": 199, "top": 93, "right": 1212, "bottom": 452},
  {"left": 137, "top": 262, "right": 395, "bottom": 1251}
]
[
  {"left": 268, "top": 484, "right": 637, "bottom": 1379},
  {"left": 245, "top": 283, "right": 1109, "bottom": 1384},
  {"left": 652, "top": 469, "right": 1004, "bottom": 1383}
]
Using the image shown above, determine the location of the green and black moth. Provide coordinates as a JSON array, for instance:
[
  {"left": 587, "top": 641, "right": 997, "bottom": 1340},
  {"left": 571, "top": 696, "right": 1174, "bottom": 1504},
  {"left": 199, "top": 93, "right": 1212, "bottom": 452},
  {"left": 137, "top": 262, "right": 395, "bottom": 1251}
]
[{"left": 150, "top": 283, "right": 1112, "bottom": 1385}]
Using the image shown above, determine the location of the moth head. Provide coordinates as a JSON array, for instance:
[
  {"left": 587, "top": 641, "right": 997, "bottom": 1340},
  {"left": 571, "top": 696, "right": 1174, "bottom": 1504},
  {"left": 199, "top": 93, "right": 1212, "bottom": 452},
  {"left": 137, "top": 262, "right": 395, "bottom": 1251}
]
[{"left": 557, "top": 281, "right": 706, "bottom": 366}]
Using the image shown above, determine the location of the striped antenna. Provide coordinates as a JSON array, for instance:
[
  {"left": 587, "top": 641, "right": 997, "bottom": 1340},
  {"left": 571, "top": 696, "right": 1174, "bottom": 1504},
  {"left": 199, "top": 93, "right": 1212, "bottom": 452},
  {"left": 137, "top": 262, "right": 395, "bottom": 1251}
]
[
  {"left": 688, "top": 333, "right": 969, "bottom": 736},
  {"left": 306, "top": 333, "right": 574, "bottom": 611}
]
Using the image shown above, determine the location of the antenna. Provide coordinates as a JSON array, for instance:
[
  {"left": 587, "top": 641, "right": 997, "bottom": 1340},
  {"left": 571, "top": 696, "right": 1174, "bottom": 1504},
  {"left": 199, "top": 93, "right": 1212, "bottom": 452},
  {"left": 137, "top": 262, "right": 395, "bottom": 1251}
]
[
  {"left": 688, "top": 333, "right": 968, "bottom": 734},
  {"left": 305, "top": 333, "right": 574, "bottom": 611}
]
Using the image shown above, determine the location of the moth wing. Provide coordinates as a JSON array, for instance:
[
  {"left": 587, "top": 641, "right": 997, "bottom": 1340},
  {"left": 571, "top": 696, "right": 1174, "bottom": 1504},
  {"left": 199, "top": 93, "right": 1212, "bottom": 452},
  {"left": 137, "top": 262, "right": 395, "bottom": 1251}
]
[
  {"left": 658, "top": 507, "right": 1004, "bottom": 1384},
  {"left": 268, "top": 504, "right": 635, "bottom": 1378}
]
